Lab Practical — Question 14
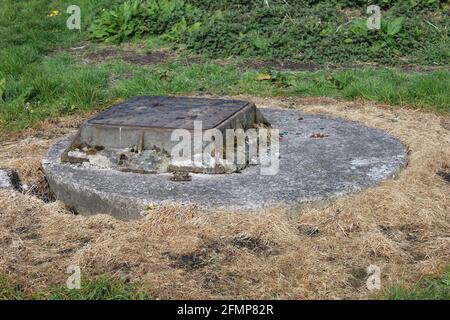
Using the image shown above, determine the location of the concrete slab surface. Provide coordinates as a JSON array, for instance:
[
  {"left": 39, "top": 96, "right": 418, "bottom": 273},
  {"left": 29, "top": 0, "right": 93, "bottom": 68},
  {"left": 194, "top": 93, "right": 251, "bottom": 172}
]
[{"left": 43, "top": 109, "right": 407, "bottom": 220}]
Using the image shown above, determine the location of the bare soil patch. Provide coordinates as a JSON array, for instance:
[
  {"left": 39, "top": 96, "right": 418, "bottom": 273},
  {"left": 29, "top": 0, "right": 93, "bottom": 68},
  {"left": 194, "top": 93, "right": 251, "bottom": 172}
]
[
  {"left": 237, "top": 59, "right": 448, "bottom": 73},
  {"left": 0, "top": 97, "right": 448, "bottom": 299},
  {"left": 84, "top": 48, "right": 170, "bottom": 65},
  {"left": 49, "top": 43, "right": 175, "bottom": 66}
]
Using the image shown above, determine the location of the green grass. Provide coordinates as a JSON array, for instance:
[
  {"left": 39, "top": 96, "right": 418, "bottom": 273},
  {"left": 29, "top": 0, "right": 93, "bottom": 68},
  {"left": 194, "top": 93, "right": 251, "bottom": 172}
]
[
  {"left": 0, "top": 275, "right": 152, "bottom": 300},
  {"left": 1, "top": 57, "right": 449, "bottom": 133},
  {"left": 383, "top": 267, "right": 450, "bottom": 300}
]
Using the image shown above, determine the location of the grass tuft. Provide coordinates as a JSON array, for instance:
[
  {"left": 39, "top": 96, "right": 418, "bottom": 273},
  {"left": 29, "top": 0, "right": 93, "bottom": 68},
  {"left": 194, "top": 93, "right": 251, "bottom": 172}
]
[
  {"left": 0, "top": 275, "right": 152, "bottom": 300},
  {"left": 383, "top": 267, "right": 450, "bottom": 300}
]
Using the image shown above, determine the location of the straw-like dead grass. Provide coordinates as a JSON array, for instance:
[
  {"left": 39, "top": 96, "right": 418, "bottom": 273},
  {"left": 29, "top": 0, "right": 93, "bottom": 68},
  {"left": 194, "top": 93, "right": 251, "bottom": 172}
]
[{"left": 0, "top": 97, "right": 448, "bottom": 299}]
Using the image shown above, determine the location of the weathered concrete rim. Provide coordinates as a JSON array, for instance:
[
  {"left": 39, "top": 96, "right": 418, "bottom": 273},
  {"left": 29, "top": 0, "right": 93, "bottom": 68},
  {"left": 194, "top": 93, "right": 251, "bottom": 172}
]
[{"left": 43, "top": 108, "right": 408, "bottom": 220}]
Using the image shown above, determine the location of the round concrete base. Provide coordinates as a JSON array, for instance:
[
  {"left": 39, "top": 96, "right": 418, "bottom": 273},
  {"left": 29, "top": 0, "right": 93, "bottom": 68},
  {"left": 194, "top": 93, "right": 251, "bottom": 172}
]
[{"left": 43, "top": 109, "right": 407, "bottom": 220}]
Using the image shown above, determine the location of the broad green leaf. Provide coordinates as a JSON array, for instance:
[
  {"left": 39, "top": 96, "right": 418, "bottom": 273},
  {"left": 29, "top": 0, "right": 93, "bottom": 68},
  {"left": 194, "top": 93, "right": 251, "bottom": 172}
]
[
  {"left": 350, "top": 19, "right": 368, "bottom": 36},
  {"left": 320, "top": 26, "right": 334, "bottom": 37},
  {"left": 386, "top": 17, "right": 405, "bottom": 36}
]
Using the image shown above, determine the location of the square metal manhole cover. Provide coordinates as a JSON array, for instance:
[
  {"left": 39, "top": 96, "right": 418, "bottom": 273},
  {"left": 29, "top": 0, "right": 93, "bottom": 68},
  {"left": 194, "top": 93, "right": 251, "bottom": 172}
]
[
  {"left": 87, "top": 96, "right": 253, "bottom": 130},
  {"left": 77, "top": 96, "right": 259, "bottom": 151}
]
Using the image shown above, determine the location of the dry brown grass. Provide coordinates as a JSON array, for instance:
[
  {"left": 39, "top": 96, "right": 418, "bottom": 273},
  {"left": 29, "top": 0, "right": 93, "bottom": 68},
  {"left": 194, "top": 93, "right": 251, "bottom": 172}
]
[{"left": 0, "top": 97, "right": 449, "bottom": 299}]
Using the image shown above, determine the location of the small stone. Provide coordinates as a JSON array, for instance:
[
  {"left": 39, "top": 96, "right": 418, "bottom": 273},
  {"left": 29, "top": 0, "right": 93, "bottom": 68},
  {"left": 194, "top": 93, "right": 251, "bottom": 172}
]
[
  {"left": 310, "top": 133, "right": 329, "bottom": 138},
  {"left": 170, "top": 172, "right": 192, "bottom": 182},
  {"left": 0, "top": 169, "right": 21, "bottom": 190}
]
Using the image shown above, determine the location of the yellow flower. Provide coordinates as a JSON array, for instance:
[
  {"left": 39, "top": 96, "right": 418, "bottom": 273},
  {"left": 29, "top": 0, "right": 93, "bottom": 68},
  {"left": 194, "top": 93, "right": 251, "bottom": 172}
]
[{"left": 48, "top": 10, "right": 60, "bottom": 17}]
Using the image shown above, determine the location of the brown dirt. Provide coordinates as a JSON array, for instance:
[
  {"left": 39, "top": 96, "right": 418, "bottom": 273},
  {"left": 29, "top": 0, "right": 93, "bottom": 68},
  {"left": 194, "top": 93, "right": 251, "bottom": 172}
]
[
  {"left": 84, "top": 48, "right": 170, "bottom": 65},
  {"left": 0, "top": 97, "right": 449, "bottom": 299},
  {"left": 236, "top": 59, "right": 448, "bottom": 73},
  {"left": 49, "top": 43, "right": 447, "bottom": 73},
  {"left": 49, "top": 43, "right": 175, "bottom": 66}
]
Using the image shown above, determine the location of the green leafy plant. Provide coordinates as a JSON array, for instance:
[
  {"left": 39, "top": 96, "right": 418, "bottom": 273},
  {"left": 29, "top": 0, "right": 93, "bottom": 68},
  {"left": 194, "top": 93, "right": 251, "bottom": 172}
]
[
  {"left": 162, "top": 17, "right": 201, "bottom": 42},
  {"left": 89, "top": 0, "right": 146, "bottom": 43},
  {"left": 385, "top": 17, "right": 405, "bottom": 36},
  {"left": 88, "top": 1, "right": 449, "bottom": 65},
  {"left": 90, "top": 0, "right": 195, "bottom": 44}
]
